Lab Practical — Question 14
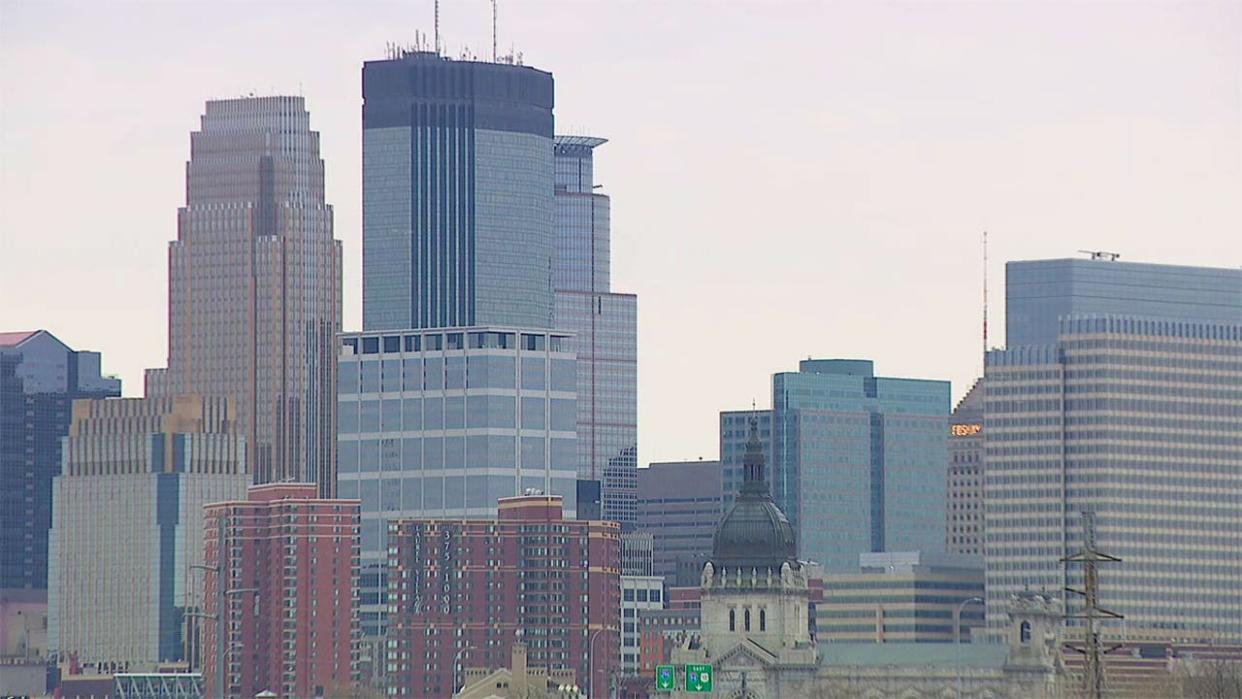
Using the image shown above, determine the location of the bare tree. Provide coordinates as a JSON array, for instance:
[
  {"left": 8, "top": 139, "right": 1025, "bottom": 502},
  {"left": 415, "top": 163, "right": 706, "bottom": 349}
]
[
  {"left": 323, "top": 681, "right": 386, "bottom": 699},
  {"left": 1178, "top": 659, "right": 1242, "bottom": 699}
]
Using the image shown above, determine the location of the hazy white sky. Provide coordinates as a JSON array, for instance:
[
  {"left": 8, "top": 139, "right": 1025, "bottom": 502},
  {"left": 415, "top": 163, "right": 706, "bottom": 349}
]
[{"left": 2, "top": 0, "right": 1239, "bottom": 466}]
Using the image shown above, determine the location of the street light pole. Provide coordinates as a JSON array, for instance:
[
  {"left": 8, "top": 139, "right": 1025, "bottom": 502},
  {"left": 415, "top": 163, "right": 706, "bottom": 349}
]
[
  {"left": 588, "top": 628, "right": 610, "bottom": 699},
  {"left": 955, "top": 596, "right": 984, "bottom": 699},
  {"left": 451, "top": 644, "right": 475, "bottom": 694},
  {"left": 191, "top": 516, "right": 258, "bottom": 699}
]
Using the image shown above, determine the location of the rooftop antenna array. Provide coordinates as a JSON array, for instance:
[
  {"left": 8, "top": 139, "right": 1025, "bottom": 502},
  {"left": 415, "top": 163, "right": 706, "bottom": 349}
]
[
  {"left": 492, "top": 0, "right": 498, "bottom": 62},
  {"left": 434, "top": 0, "right": 441, "bottom": 55},
  {"left": 1078, "top": 250, "right": 1121, "bottom": 261}
]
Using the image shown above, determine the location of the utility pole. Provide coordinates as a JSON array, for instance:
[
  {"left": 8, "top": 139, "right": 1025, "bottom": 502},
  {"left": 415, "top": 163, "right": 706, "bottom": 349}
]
[{"left": 1062, "top": 511, "right": 1124, "bottom": 699}]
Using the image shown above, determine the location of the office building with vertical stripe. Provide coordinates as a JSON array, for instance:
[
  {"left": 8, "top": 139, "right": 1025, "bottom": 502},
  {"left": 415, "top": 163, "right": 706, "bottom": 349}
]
[
  {"left": 47, "top": 395, "right": 248, "bottom": 670},
  {"left": 167, "top": 96, "right": 342, "bottom": 494},
  {"left": 362, "top": 51, "right": 555, "bottom": 331}
]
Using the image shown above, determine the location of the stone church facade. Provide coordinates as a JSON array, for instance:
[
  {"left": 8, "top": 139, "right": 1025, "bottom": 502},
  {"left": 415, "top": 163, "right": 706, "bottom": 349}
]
[{"left": 669, "top": 418, "right": 1062, "bottom": 699}]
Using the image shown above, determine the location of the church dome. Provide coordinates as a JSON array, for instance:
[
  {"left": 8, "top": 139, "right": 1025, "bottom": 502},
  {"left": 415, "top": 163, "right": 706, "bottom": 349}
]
[{"left": 710, "top": 416, "right": 797, "bottom": 571}]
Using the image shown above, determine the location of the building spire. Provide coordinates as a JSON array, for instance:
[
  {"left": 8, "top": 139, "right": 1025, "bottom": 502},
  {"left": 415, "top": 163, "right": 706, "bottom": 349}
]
[{"left": 741, "top": 416, "right": 767, "bottom": 491}]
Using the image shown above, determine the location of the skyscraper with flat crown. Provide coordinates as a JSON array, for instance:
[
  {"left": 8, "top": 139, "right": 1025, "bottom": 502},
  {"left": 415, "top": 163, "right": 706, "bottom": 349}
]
[
  {"left": 167, "top": 96, "right": 342, "bottom": 494},
  {"left": 361, "top": 51, "right": 555, "bottom": 331}
]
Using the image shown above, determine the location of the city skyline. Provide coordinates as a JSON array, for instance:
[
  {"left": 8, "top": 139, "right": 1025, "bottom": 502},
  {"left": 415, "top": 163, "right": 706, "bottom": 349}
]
[{"left": 3, "top": 0, "right": 1240, "bottom": 468}]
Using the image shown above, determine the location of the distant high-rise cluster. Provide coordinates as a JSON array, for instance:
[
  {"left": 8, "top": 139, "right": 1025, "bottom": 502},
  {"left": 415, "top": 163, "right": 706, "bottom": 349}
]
[
  {"left": 11, "top": 20, "right": 1242, "bottom": 699},
  {"left": 167, "top": 96, "right": 342, "bottom": 494}
]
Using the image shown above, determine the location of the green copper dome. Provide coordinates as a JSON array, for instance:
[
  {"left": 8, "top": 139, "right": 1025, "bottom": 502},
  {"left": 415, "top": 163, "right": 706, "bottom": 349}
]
[{"left": 710, "top": 417, "right": 797, "bottom": 571}]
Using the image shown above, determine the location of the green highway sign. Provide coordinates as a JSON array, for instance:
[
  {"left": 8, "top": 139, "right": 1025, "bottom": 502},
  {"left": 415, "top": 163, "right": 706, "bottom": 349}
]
[
  {"left": 655, "top": 665, "right": 675, "bottom": 691},
  {"left": 685, "top": 664, "right": 713, "bottom": 692}
]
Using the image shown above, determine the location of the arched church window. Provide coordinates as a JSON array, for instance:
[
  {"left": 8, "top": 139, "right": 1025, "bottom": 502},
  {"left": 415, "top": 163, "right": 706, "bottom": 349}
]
[
  {"left": 744, "top": 609, "right": 751, "bottom": 632},
  {"left": 729, "top": 609, "right": 735, "bottom": 632},
  {"left": 760, "top": 609, "right": 766, "bottom": 631},
  {"left": 1020, "top": 621, "right": 1032, "bottom": 645}
]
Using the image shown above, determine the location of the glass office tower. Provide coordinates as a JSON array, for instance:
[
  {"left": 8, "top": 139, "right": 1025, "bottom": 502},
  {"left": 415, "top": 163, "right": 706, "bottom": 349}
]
[
  {"left": 552, "top": 136, "right": 638, "bottom": 528},
  {"left": 985, "top": 316, "right": 1242, "bottom": 639},
  {"left": 1006, "top": 258, "right": 1241, "bottom": 347},
  {"left": 362, "top": 51, "right": 556, "bottom": 331},
  {"left": 336, "top": 327, "right": 578, "bottom": 637},
  {"left": 772, "top": 359, "right": 950, "bottom": 572}
]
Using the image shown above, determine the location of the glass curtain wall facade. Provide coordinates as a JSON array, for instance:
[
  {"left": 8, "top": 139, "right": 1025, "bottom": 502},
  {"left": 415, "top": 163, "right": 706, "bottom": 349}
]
[
  {"left": 1006, "top": 259, "right": 1241, "bottom": 347},
  {"left": 336, "top": 327, "right": 578, "bottom": 637},
  {"left": 47, "top": 396, "right": 248, "bottom": 669},
  {"left": 553, "top": 292, "right": 637, "bottom": 526},
  {"left": 984, "top": 316, "right": 1242, "bottom": 639},
  {"left": 772, "top": 359, "right": 950, "bottom": 572},
  {"left": 552, "top": 136, "right": 638, "bottom": 529},
  {"left": 362, "top": 51, "right": 556, "bottom": 331},
  {"left": 0, "top": 330, "right": 120, "bottom": 591},
  {"left": 168, "top": 96, "right": 342, "bottom": 494}
]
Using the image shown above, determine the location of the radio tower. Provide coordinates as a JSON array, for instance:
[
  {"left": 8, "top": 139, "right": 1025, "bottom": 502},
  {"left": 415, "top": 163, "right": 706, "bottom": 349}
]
[{"left": 1062, "top": 511, "right": 1124, "bottom": 699}]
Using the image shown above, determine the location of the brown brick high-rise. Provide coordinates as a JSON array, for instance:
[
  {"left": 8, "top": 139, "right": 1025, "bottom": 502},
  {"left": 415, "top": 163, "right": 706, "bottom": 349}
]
[
  {"left": 385, "top": 495, "right": 620, "bottom": 698},
  {"left": 203, "top": 483, "right": 360, "bottom": 698}
]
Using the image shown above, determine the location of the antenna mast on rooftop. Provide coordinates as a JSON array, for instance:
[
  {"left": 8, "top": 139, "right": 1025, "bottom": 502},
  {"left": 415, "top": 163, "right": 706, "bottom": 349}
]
[
  {"left": 434, "top": 0, "right": 441, "bottom": 55},
  {"left": 492, "top": 0, "right": 498, "bottom": 62},
  {"left": 1078, "top": 250, "right": 1121, "bottom": 261}
]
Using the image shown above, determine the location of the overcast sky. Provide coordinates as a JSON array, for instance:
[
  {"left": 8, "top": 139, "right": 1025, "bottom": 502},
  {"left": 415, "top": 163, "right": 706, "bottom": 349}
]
[{"left": 2, "top": 0, "right": 1239, "bottom": 466}]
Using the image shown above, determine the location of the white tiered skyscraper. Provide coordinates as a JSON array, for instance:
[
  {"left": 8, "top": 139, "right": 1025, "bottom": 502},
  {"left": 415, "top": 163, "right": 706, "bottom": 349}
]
[{"left": 167, "top": 96, "right": 342, "bottom": 493}]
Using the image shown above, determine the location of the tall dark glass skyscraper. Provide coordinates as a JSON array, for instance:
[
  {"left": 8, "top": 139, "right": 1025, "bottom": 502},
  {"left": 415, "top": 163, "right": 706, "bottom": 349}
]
[
  {"left": 0, "top": 330, "right": 120, "bottom": 590},
  {"left": 362, "top": 51, "right": 556, "bottom": 331}
]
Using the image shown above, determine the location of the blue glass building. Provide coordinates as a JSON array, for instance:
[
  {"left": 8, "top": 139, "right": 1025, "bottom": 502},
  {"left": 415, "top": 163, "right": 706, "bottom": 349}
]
[
  {"left": 362, "top": 51, "right": 556, "bottom": 331},
  {"left": 1006, "top": 258, "right": 1241, "bottom": 347},
  {"left": 552, "top": 136, "right": 638, "bottom": 529},
  {"left": 771, "top": 359, "right": 950, "bottom": 572},
  {"left": 0, "top": 330, "right": 119, "bottom": 591}
]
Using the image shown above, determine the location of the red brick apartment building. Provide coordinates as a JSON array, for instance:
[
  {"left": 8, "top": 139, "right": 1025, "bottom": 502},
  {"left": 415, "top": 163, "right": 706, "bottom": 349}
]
[
  {"left": 385, "top": 495, "right": 620, "bottom": 698},
  {"left": 203, "top": 483, "right": 360, "bottom": 699}
]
